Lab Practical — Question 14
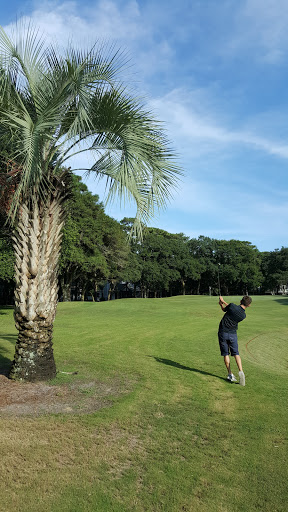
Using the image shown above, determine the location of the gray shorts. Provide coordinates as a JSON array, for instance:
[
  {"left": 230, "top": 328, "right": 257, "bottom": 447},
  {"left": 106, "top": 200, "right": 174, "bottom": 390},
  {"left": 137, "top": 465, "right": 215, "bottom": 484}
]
[{"left": 218, "top": 330, "right": 239, "bottom": 356}]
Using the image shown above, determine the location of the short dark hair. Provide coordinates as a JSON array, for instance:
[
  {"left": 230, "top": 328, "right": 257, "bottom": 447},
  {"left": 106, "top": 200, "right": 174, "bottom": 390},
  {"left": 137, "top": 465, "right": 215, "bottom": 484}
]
[{"left": 241, "top": 295, "right": 252, "bottom": 306}]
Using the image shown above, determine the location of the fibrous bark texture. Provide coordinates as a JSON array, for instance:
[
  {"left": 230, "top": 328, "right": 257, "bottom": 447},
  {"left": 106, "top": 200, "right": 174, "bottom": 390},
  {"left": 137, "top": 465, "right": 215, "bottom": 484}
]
[{"left": 9, "top": 191, "right": 66, "bottom": 381}]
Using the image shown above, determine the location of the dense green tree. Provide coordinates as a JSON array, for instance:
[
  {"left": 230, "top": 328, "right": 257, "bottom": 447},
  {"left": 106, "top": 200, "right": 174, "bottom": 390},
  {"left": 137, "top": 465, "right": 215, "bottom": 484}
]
[
  {"left": 139, "top": 228, "right": 175, "bottom": 297},
  {"left": 0, "top": 215, "right": 14, "bottom": 304},
  {"left": 0, "top": 25, "right": 180, "bottom": 381},
  {"left": 118, "top": 218, "right": 143, "bottom": 297},
  {"left": 215, "top": 240, "right": 263, "bottom": 295},
  {"left": 59, "top": 176, "right": 109, "bottom": 301},
  {"left": 261, "top": 248, "right": 288, "bottom": 293},
  {"left": 101, "top": 215, "right": 130, "bottom": 300},
  {"left": 0, "top": 213, "right": 14, "bottom": 281},
  {"left": 189, "top": 237, "right": 262, "bottom": 295},
  {"left": 166, "top": 233, "right": 201, "bottom": 295},
  {"left": 133, "top": 228, "right": 200, "bottom": 297},
  {"left": 119, "top": 252, "right": 142, "bottom": 297},
  {"left": 189, "top": 236, "right": 217, "bottom": 294},
  {"left": 0, "top": 238, "right": 14, "bottom": 281}
]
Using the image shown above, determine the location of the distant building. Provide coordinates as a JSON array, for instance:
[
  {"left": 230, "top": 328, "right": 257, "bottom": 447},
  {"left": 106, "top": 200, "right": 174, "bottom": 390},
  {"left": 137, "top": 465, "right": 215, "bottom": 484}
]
[{"left": 265, "top": 283, "right": 288, "bottom": 295}]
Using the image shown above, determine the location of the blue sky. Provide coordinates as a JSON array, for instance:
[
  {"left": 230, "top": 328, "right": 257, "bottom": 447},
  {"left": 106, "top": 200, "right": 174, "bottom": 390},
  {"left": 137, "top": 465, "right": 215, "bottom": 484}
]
[{"left": 2, "top": 0, "right": 288, "bottom": 251}]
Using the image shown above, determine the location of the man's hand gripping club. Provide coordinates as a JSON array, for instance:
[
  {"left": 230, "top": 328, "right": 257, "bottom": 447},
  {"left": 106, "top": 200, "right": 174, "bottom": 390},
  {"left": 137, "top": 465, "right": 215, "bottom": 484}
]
[{"left": 219, "top": 296, "right": 228, "bottom": 311}]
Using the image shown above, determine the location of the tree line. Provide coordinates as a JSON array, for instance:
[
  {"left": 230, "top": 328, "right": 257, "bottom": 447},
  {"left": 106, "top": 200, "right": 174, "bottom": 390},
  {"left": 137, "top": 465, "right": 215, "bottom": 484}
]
[{"left": 1, "top": 176, "right": 287, "bottom": 303}]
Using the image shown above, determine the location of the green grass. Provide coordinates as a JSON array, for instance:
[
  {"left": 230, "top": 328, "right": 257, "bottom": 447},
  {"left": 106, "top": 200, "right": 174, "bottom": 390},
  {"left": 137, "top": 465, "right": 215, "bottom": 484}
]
[{"left": 0, "top": 296, "right": 287, "bottom": 512}]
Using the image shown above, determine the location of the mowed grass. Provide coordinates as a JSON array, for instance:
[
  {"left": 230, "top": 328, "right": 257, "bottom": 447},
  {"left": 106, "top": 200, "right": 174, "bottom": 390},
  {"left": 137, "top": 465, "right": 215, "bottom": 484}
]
[{"left": 0, "top": 295, "right": 287, "bottom": 512}]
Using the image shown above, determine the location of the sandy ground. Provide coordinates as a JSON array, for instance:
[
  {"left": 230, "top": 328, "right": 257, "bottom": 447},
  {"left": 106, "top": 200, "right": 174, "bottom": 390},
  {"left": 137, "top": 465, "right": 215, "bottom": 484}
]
[{"left": 0, "top": 373, "right": 133, "bottom": 416}]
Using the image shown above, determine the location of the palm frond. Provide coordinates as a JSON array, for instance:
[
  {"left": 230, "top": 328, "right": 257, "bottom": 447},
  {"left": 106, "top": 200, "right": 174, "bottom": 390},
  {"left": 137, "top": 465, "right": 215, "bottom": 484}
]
[{"left": 0, "top": 23, "right": 181, "bottom": 233}]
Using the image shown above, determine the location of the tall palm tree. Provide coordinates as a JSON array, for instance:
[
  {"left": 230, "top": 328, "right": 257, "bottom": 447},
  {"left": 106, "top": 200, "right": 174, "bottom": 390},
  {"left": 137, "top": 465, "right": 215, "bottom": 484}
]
[{"left": 0, "top": 24, "right": 180, "bottom": 381}]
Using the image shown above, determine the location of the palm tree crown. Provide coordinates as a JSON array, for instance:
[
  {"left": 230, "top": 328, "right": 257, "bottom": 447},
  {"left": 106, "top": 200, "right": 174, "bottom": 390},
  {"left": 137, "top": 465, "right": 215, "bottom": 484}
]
[{"left": 0, "top": 24, "right": 181, "bottom": 232}]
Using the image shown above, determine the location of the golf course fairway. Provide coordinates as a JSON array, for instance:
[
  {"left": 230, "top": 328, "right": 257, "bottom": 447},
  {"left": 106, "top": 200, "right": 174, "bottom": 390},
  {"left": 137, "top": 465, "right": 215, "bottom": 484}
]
[{"left": 0, "top": 295, "right": 287, "bottom": 512}]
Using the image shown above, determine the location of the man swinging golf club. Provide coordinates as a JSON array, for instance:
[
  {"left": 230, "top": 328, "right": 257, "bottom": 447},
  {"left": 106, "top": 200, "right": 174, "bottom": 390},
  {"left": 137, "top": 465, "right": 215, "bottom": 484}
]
[{"left": 218, "top": 295, "right": 252, "bottom": 386}]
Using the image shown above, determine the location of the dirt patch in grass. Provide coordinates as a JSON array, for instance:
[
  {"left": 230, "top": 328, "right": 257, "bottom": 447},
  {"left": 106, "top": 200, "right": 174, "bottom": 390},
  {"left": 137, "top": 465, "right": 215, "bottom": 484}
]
[{"left": 0, "top": 374, "right": 136, "bottom": 416}]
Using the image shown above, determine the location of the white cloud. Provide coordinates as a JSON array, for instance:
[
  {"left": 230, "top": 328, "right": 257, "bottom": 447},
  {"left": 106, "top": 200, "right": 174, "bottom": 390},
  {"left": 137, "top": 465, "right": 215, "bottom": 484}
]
[
  {"left": 4, "top": 0, "right": 145, "bottom": 45},
  {"left": 4, "top": 0, "right": 173, "bottom": 81},
  {"left": 150, "top": 88, "right": 288, "bottom": 160}
]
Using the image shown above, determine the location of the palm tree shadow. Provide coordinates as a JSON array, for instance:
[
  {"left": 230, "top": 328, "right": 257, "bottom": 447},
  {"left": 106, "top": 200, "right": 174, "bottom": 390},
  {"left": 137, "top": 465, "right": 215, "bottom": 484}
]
[
  {"left": 274, "top": 298, "right": 288, "bottom": 305},
  {"left": 0, "top": 333, "right": 16, "bottom": 376},
  {"left": 0, "top": 354, "right": 12, "bottom": 376},
  {"left": 0, "top": 334, "right": 17, "bottom": 344},
  {"left": 151, "top": 356, "right": 227, "bottom": 382}
]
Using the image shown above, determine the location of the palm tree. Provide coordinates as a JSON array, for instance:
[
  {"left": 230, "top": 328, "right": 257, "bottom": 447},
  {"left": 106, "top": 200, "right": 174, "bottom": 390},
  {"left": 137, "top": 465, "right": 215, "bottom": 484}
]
[{"left": 0, "top": 24, "right": 180, "bottom": 381}]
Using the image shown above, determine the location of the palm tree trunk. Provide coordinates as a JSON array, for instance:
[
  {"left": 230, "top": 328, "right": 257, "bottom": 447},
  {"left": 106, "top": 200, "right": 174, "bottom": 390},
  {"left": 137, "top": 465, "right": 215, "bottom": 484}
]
[{"left": 9, "top": 194, "right": 65, "bottom": 382}]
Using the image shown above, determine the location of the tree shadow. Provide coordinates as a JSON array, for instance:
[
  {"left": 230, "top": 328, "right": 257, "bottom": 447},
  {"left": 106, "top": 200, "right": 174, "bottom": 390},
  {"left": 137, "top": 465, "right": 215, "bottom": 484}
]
[
  {"left": 150, "top": 356, "right": 227, "bottom": 382},
  {"left": 0, "top": 332, "right": 15, "bottom": 376},
  {"left": 0, "top": 306, "right": 14, "bottom": 314},
  {"left": 0, "top": 334, "right": 17, "bottom": 344},
  {"left": 273, "top": 298, "right": 288, "bottom": 305},
  {"left": 0, "top": 353, "right": 12, "bottom": 376}
]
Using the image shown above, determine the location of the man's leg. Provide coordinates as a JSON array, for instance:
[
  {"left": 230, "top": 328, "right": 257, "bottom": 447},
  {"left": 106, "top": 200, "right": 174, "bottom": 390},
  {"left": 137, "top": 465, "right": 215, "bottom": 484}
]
[
  {"left": 224, "top": 355, "right": 231, "bottom": 374},
  {"left": 219, "top": 332, "right": 235, "bottom": 380},
  {"left": 224, "top": 356, "right": 237, "bottom": 381},
  {"left": 234, "top": 354, "right": 245, "bottom": 386},
  {"left": 234, "top": 354, "right": 243, "bottom": 372},
  {"left": 231, "top": 334, "right": 245, "bottom": 386}
]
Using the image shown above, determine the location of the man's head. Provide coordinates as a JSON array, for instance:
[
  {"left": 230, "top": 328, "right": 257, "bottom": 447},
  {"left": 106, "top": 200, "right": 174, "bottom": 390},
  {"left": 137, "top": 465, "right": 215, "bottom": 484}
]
[{"left": 240, "top": 295, "right": 252, "bottom": 307}]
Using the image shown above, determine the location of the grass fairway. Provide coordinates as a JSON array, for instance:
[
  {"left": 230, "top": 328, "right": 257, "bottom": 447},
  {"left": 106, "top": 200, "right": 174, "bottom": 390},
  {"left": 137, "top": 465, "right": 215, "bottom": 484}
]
[{"left": 0, "top": 295, "right": 287, "bottom": 512}]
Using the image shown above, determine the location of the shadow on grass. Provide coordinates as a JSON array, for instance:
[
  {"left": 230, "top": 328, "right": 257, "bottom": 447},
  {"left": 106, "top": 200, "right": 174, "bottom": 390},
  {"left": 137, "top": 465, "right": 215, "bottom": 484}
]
[
  {"left": 151, "top": 356, "right": 227, "bottom": 382},
  {"left": 0, "top": 331, "right": 15, "bottom": 376},
  {"left": 0, "top": 334, "right": 17, "bottom": 344},
  {"left": 273, "top": 298, "right": 288, "bottom": 305},
  {"left": 0, "top": 305, "right": 14, "bottom": 315},
  {"left": 0, "top": 353, "right": 12, "bottom": 376}
]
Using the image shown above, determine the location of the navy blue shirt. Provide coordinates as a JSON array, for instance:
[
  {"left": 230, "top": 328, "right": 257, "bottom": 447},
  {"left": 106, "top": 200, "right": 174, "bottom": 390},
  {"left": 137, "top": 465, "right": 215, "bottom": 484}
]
[{"left": 219, "top": 303, "right": 246, "bottom": 333}]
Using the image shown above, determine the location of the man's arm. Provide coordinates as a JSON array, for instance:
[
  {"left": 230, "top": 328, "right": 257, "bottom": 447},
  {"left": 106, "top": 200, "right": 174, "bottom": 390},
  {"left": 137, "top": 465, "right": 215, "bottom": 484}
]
[{"left": 219, "top": 295, "right": 228, "bottom": 311}]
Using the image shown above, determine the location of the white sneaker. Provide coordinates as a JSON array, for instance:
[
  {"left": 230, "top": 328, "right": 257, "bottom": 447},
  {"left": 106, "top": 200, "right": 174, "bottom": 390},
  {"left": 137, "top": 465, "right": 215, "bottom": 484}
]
[
  {"left": 227, "top": 373, "right": 237, "bottom": 382},
  {"left": 239, "top": 371, "right": 245, "bottom": 386}
]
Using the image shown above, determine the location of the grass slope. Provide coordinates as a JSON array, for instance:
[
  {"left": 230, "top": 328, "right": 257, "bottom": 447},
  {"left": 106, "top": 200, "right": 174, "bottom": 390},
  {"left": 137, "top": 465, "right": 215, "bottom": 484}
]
[{"left": 0, "top": 296, "right": 287, "bottom": 512}]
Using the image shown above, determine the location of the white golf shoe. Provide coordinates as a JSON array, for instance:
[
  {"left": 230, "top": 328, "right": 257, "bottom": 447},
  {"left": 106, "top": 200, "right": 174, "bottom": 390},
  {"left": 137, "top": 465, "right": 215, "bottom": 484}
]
[
  {"left": 239, "top": 371, "right": 245, "bottom": 386},
  {"left": 227, "top": 373, "right": 237, "bottom": 382}
]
